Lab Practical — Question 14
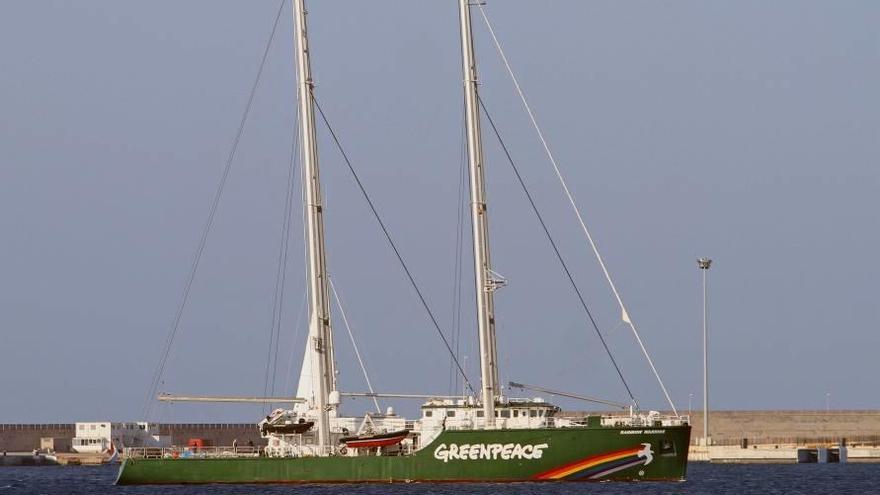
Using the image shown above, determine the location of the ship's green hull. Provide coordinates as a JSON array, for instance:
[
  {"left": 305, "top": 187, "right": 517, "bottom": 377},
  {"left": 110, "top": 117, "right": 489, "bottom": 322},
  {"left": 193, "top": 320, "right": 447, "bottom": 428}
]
[{"left": 117, "top": 425, "right": 690, "bottom": 484}]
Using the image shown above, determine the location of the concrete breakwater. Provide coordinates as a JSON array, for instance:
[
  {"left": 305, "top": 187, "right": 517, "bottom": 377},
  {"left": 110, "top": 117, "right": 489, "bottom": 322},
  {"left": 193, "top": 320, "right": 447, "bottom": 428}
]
[{"left": 680, "top": 410, "right": 880, "bottom": 446}]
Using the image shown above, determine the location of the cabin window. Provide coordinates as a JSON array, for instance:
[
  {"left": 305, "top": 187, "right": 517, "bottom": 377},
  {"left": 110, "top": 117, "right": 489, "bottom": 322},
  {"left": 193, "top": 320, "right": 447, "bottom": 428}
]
[
  {"left": 90, "top": 425, "right": 96, "bottom": 430},
  {"left": 538, "top": 410, "right": 544, "bottom": 417},
  {"left": 424, "top": 410, "right": 433, "bottom": 418},
  {"left": 513, "top": 410, "right": 519, "bottom": 418},
  {"left": 529, "top": 410, "right": 537, "bottom": 418},
  {"left": 476, "top": 411, "right": 484, "bottom": 417},
  {"left": 500, "top": 410, "right": 511, "bottom": 418},
  {"left": 447, "top": 410, "right": 456, "bottom": 418}
]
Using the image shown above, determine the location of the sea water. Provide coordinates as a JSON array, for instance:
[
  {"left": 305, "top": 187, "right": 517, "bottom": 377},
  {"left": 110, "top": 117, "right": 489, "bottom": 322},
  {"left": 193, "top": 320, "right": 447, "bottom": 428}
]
[{"left": 1, "top": 462, "right": 876, "bottom": 494}]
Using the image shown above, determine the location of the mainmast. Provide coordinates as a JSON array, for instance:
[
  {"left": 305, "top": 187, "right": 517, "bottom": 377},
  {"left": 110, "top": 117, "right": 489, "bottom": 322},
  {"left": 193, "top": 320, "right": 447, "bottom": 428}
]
[
  {"left": 292, "top": 0, "right": 335, "bottom": 449},
  {"left": 458, "top": 0, "right": 501, "bottom": 427}
]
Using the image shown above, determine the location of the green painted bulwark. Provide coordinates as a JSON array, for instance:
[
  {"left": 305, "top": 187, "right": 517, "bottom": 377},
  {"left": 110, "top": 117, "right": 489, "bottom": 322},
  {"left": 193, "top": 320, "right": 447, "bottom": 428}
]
[{"left": 117, "top": 425, "right": 690, "bottom": 484}]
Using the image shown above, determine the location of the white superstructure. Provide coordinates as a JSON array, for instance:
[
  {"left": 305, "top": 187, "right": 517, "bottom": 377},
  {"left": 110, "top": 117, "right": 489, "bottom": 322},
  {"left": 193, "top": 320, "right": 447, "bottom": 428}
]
[{"left": 72, "top": 422, "right": 170, "bottom": 453}]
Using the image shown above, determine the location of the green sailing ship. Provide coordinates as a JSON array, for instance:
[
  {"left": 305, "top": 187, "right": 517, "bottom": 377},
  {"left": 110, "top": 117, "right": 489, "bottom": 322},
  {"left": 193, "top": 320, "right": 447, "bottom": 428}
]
[{"left": 118, "top": 0, "right": 690, "bottom": 484}]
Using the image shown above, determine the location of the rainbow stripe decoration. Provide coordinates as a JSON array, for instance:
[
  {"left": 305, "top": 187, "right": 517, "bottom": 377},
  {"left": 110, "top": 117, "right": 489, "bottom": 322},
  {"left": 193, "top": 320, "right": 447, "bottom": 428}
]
[{"left": 533, "top": 443, "right": 654, "bottom": 480}]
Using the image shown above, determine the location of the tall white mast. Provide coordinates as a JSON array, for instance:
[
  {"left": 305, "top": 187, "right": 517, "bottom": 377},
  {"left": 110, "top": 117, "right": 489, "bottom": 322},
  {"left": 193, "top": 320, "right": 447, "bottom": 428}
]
[
  {"left": 292, "top": 0, "right": 335, "bottom": 449},
  {"left": 459, "top": 0, "right": 500, "bottom": 427}
]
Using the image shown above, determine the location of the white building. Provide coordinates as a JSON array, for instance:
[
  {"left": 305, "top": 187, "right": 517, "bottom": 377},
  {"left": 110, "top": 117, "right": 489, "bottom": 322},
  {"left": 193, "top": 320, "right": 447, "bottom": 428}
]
[{"left": 72, "top": 422, "right": 170, "bottom": 453}]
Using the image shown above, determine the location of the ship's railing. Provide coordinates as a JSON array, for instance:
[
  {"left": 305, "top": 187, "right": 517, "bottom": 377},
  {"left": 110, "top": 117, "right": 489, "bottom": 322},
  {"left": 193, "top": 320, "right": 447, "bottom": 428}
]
[
  {"left": 123, "top": 443, "right": 416, "bottom": 460},
  {"left": 264, "top": 444, "right": 336, "bottom": 458},
  {"left": 596, "top": 414, "right": 690, "bottom": 428},
  {"left": 123, "top": 446, "right": 261, "bottom": 460},
  {"left": 442, "top": 414, "right": 690, "bottom": 431},
  {"left": 265, "top": 444, "right": 413, "bottom": 458}
]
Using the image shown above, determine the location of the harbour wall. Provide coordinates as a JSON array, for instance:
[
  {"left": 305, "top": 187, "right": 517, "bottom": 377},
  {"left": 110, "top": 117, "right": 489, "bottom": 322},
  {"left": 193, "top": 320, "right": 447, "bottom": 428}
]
[
  {"left": 679, "top": 410, "right": 880, "bottom": 446},
  {"left": 0, "top": 424, "right": 72, "bottom": 453}
]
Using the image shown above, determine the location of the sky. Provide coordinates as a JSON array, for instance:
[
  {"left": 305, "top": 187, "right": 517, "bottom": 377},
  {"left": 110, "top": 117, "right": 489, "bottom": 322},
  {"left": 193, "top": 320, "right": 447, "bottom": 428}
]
[{"left": 0, "top": 1, "right": 878, "bottom": 423}]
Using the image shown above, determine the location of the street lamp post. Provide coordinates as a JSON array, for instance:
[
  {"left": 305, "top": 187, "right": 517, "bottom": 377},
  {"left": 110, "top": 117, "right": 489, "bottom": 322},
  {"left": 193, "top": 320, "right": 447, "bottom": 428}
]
[{"left": 698, "top": 257, "right": 712, "bottom": 447}]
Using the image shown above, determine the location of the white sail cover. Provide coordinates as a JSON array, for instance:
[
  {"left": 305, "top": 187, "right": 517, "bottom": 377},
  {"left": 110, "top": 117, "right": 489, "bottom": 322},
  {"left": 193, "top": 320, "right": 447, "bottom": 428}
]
[{"left": 293, "top": 319, "right": 317, "bottom": 414}]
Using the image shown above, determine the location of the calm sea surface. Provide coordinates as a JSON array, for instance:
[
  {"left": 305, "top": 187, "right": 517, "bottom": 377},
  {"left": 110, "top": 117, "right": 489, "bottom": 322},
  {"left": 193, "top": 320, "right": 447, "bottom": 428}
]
[{"left": 1, "top": 463, "right": 877, "bottom": 495}]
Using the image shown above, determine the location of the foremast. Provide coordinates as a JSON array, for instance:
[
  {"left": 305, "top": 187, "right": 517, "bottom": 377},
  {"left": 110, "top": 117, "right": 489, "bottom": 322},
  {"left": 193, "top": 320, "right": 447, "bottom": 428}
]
[
  {"left": 458, "top": 0, "right": 501, "bottom": 427},
  {"left": 292, "top": 0, "right": 336, "bottom": 450}
]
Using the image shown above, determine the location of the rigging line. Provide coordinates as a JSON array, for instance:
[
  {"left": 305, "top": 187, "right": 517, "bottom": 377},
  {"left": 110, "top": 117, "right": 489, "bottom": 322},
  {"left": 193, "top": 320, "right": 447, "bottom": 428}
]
[
  {"left": 287, "top": 108, "right": 312, "bottom": 400},
  {"left": 283, "top": 292, "right": 308, "bottom": 396},
  {"left": 328, "top": 277, "right": 381, "bottom": 413},
  {"left": 264, "top": 97, "right": 301, "bottom": 410},
  {"left": 264, "top": 109, "right": 296, "bottom": 405},
  {"left": 455, "top": 94, "right": 473, "bottom": 397},
  {"left": 477, "top": 5, "right": 678, "bottom": 416},
  {"left": 449, "top": 97, "right": 468, "bottom": 395},
  {"left": 270, "top": 186, "right": 292, "bottom": 400},
  {"left": 141, "top": 0, "right": 288, "bottom": 419},
  {"left": 272, "top": 92, "right": 303, "bottom": 399},
  {"left": 311, "top": 94, "right": 476, "bottom": 397},
  {"left": 458, "top": 103, "right": 471, "bottom": 354},
  {"left": 271, "top": 120, "right": 301, "bottom": 400},
  {"left": 478, "top": 95, "right": 637, "bottom": 407},
  {"left": 293, "top": 106, "right": 316, "bottom": 404}
]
